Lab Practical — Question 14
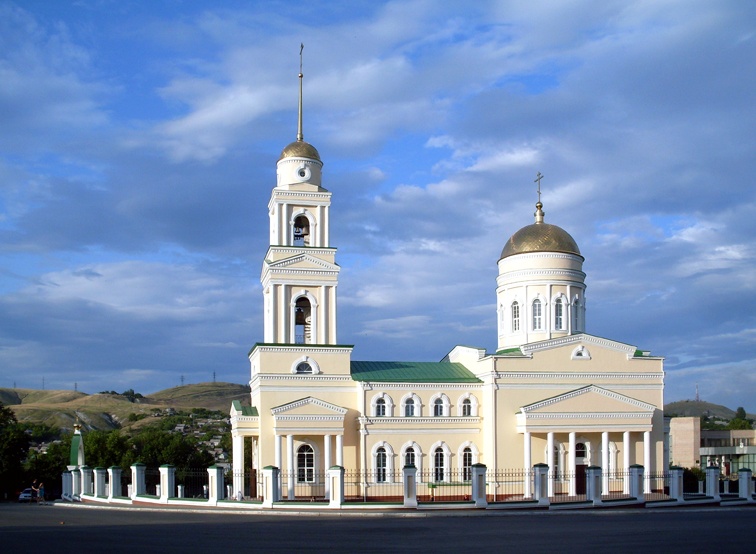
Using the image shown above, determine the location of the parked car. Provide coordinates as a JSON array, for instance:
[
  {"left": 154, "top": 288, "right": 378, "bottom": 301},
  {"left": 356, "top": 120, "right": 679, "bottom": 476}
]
[{"left": 18, "top": 488, "right": 33, "bottom": 502}]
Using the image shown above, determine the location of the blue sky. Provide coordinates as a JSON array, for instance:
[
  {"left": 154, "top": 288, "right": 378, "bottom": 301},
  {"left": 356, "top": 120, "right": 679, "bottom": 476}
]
[{"left": 1, "top": 0, "right": 754, "bottom": 410}]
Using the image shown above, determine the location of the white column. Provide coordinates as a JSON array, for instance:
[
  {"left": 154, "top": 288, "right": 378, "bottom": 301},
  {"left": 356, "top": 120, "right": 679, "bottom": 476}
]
[
  {"left": 287, "top": 434, "right": 295, "bottom": 500},
  {"left": 324, "top": 434, "right": 332, "bottom": 499},
  {"left": 336, "top": 434, "right": 343, "bottom": 467},
  {"left": 601, "top": 432, "right": 609, "bottom": 493},
  {"left": 623, "top": 431, "right": 631, "bottom": 494},
  {"left": 643, "top": 430, "right": 652, "bottom": 493},
  {"left": 524, "top": 432, "right": 532, "bottom": 498},
  {"left": 547, "top": 432, "right": 554, "bottom": 497},
  {"left": 569, "top": 432, "right": 576, "bottom": 496},
  {"left": 275, "top": 434, "right": 282, "bottom": 468}
]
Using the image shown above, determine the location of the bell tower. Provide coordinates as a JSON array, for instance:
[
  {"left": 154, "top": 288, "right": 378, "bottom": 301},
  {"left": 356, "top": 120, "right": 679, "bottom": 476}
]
[{"left": 261, "top": 46, "right": 339, "bottom": 345}]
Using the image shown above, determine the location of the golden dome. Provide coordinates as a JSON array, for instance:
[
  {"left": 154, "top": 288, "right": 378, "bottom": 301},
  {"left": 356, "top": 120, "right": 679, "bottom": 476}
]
[
  {"left": 500, "top": 202, "right": 581, "bottom": 260},
  {"left": 279, "top": 140, "right": 321, "bottom": 162}
]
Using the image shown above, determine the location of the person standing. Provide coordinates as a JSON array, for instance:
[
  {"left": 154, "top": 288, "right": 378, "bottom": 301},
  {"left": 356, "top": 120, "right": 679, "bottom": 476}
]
[
  {"left": 37, "top": 482, "right": 45, "bottom": 505},
  {"left": 30, "top": 479, "right": 38, "bottom": 505}
]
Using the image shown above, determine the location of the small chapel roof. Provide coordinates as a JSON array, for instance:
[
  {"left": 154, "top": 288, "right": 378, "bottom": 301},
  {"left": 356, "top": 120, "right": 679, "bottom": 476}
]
[{"left": 351, "top": 361, "right": 481, "bottom": 383}]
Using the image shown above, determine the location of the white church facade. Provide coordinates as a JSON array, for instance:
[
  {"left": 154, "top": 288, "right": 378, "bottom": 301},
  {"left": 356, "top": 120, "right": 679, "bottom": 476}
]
[{"left": 230, "top": 69, "right": 667, "bottom": 501}]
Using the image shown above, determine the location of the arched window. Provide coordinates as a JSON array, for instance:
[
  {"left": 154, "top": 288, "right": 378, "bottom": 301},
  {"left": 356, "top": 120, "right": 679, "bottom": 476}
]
[
  {"left": 532, "top": 299, "right": 542, "bottom": 330},
  {"left": 375, "top": 398, "right": 386, "bottom": 417},
  {"left": 554, "top": 298, "right": 564, "bottom": 330},
  {"left": 297, "top": 445, "right": 314, "bottom": 483},
  {"left": 462, "top": 447, "right": 473, "bottom": 481},
  {"left": 576, "top": 442, "right": 587, "bottom": 458},
  {"left": 512, "top": 301, "right": 520, "bottom": 332},
  {"left": 405, "top": 398, "right": 415, "bottom": 417},
  {"left": 461, "top": 398, "right": 472, "bottom": 417},
  {"left": 405, "top": 447, "right": 416, "bottom": 468},
  {"left": 295, "top": 361, "right": 312, "bottom": 374},
  {"left": 433, "top": 398, "right": 444, "bottom": 417},
  {"left": 376, "top": 447, "right": 387, "bottom": 483},
  {"left": 294, "top": 297, "right": 312, "bottom": 344},
  {"left": 572, "top": 299, "right": 580, "bottom": 331},
  {"left": 293, "top": 214, "right": 310, "bottom": 246},
  {"left": 433, "top": 448, "right": 445, "bottom": 482}
]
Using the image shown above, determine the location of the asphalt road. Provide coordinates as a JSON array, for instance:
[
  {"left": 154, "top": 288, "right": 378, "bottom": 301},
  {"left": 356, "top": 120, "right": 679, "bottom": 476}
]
[{"left": 1, "top": 503, "right": 754, "bottom": 553}]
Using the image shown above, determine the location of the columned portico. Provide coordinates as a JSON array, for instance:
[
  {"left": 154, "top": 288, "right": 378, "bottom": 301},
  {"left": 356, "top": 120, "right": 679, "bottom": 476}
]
[
  {"left": 547, "top": 432, "right": 555, "bottom": 496},
  {"left": 643, "top": 430, "right": 652, "bottom": 493},
  {"left": 568, "top": 432, "right": 576, "bottom": 496},
  {"left": 601, "top": 432, "right": 609, "bottom": 492},
  {"left": 523, "top": 431, "right": 532, "bottom": 498},
  {"left": 286, "top": 434, "right": 295, "bottom": 499}
]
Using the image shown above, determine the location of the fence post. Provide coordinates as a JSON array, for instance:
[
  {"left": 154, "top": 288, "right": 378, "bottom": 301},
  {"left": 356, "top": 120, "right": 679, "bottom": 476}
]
[
  {"left": 61, "top": 471, "right": 72, "bottom": 500},
  {"left": 403, "top": 464, "right": 418, "bottom": 508},
  {"left": 705, "top": 465, "right": 721, "bottom": 501},
  {"left": 738, "top": 468, "right": 753, "bottom": 502},
  {"left": 261, "top": 466, "right": 280, "bottom": 508},
  {"left": 207, "top": 465, "right": 225, "bottom": 505},
  {"left": 107, "top": 466, "right": 122, "bottom": 500},
  {"left": 80, "top": 466, "right": 93, "bottom": 496},
  {"left": 533, "top": 463, "right": 550, "bottom": 506},
  {"left": 668, "top": 467, "right": 684, "bottom": 502},
  {"left": 586, "top": 466, "right": 602, "bottom": 506},
  {"left": 628, "top": 465, "right": 644, "bottom": 501},
  {"left": 471, "top": 464, "right": 488, "bottom": 508},
  {"left": 159, "top": 465, "right": 175, "bottom": 502},
  {"left": 328, "top": 466, "right": 344, "bottom": 508},
  {"left": 130, "top": 463, "right": 146, "bottom": 499},
  {"left": 71, "top": 469, "right": 81, "bottom": 499},
  {"left": 93, "top": 467, "right": 107, "bottom": 497}
]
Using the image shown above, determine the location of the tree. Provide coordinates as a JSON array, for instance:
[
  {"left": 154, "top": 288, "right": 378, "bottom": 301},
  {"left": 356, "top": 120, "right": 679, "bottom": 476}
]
[
  {"left": 24, "top": 435, "right": 72, "bottom": 499},
  {"left": 735, "top": 406, "right": 747, "bottom": 420},
  {"left": 0, "top": 402, "right": 30, "bottom": 499}
]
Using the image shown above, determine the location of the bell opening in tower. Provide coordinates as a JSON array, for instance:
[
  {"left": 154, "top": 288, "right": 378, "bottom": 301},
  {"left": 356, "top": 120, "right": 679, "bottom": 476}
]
[
  {"left": 294, "top": 297, "right": 312, "bottom": 344},
  {"left": 293, "top": 215, "right": 310, "bottom": 247}
]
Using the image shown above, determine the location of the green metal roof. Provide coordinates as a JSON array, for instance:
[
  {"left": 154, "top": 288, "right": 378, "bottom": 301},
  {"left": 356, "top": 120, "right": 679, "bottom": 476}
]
[
  {"left": 232, "top": 400, "right": 258, "bottom": 416},
  {"left": 350, "top": 361, "right": 481, "bottom": 383}
]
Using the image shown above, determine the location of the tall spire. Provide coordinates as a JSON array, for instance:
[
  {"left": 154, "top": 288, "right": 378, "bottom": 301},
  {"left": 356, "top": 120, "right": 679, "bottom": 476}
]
[{"left": 297, "top": 43, "right": 304, "bottom": 142}]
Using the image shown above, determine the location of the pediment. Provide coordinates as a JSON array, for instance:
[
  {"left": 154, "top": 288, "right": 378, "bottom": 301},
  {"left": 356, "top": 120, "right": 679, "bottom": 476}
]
[
  {"left": 266, "top": 253, "right": 339, "bottom": 271},
  {"left": 520, "top": 333, "right": 637, "bottom": 357},
  {"left": 271, "top": 396, "right": 348, "bottom": 417},
  {"left": 521, "top": 385, "right": 656, "bottom": 414}
]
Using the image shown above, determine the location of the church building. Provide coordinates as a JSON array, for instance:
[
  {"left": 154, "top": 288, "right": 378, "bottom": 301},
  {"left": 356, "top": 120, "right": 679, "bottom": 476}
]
[{"left": 230, "top": 64, "right": 666, "bottom": 500}]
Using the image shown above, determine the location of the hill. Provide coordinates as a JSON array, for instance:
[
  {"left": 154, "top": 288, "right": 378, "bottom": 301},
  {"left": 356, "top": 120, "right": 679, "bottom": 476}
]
[
  {"left": 664, "top": 400, "right": 739, "bottom": 420},
  {"left": 2, "top": 382, "right": 250, "bottom": 433}
]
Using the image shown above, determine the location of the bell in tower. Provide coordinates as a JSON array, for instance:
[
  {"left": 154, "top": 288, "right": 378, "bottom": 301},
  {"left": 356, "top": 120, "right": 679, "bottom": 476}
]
[{"left": 294, "top": 297, "right": 312, "bottom": 344}]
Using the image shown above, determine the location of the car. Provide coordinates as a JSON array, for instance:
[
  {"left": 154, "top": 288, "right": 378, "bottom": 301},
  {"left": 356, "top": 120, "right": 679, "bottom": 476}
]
[{"left": 18, "top": 488, "right": 33, "bottom": 502}]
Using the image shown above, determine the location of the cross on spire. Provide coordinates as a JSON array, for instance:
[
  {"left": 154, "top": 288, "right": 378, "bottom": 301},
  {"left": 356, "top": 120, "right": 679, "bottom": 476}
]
[
  {"left": 534, "top": 171, "right": 543, "bottom": 204},
  {"left": 297, "top": 43, "right": 304, "bottom": 142}
]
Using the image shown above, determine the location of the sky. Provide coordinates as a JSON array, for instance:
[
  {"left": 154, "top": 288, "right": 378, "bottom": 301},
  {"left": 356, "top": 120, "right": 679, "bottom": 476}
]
[{"left": 0, "top": 1, "right": 754, "bottom": 410}]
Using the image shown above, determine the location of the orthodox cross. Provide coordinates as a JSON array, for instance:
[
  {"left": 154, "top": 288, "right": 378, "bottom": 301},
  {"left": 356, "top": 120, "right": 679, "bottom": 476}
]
[{"left": 534, "top": 171, "right": 544, "bottom": 203}]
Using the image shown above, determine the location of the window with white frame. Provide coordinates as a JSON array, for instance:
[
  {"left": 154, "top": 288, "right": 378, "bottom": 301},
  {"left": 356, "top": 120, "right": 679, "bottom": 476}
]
[
  {"left": 405, "top": 447, "right": 416, "bottom": 468},
  {"left": 554, "top": 298, "right": 564, "bottom": 330},
  {"left": 461, "top": 398, "right": 472, "bottom": 417},
  {"left": 375, "top": 398, "right": 386, "bottom": 417},
  {"left": 512, "top": 301, "right": 520, "bottom": 332},
  {"left": 462, "top": 447, "right": 473, "bottom": 481},
  {"left": 572, "top": 299, "right": 579, "bottom": 331},
  {"left": 433, "top": 448, "right": 445, "bottom": 482},
  {"left": 376, "top": 447, "right": 387, "bottom": 483},
  {"left": 433, "top": 398, "right": 444, "bottom": 417},
  {"left": 532, "top": 298, "right": 542, "bottom": 330},
  {"left": 404, "top": 398, "right": 415, "bottom": 417},
  {"left": 297, "top": 445, "right": 314, "bottom": 483}
]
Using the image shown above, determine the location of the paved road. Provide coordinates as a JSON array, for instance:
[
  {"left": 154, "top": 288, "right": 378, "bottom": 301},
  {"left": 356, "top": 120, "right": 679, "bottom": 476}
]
[{"left": 1, "top": 503, "right": 754, "bottom": 553}]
